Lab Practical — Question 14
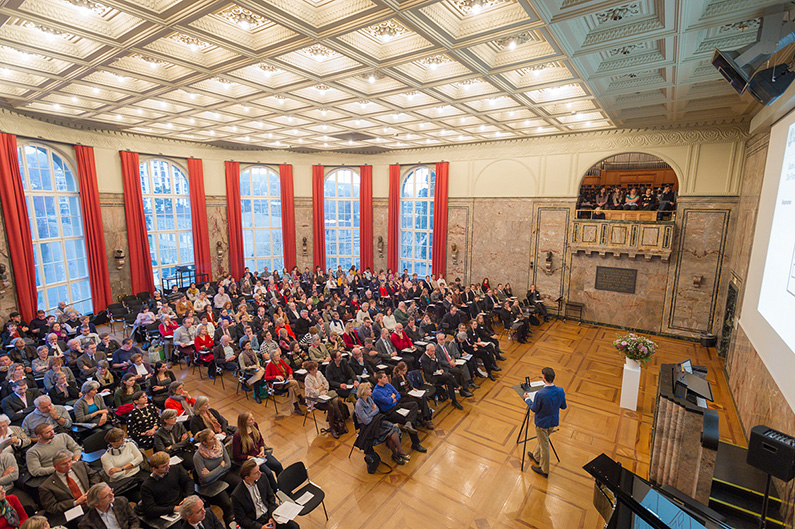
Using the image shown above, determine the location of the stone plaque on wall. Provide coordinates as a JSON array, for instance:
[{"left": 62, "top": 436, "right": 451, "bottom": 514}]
[{"left": 595, "top": 266, "right": 637, "bottom": 294}]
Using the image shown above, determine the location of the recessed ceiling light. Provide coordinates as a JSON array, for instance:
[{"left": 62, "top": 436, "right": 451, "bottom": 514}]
[
  {"left": 321, "top": 109, "right": 327, "bottom": 116},
  {"left": 137, "top": 108, "right": 143, "bottom": 115},
  {"left": 166, "top": 123, "right": 173, "bottom": 128},
  {"left": 115, "top": 114, "right": 121, "bottom": 120},
  {"left": 508, "top": 40, "right": 517, "bottom": 51},
  {"left": 287, "top": 116, "right": 293, "bottom": 122},
  {"left": 209, "top": 130, "right": 215, "bottom": 136},
  {"left": 323, "top": 142, "right": 328, "bottom": 147},
  {"left": 458, "top": 135, "right": 464, "bottom": 140},
  {"left": 509, "top": 110, "right": 516, "bottom": 116},
  {"left": 92, "top": 87, "right": 99, "bottom": 94},
  {"left": 189, "top": 118, "right": 195, "bottom": 124},
  {"left": 267, "top": 133, "right": 272, "bottom": 138},
  {"left": 53, "top": 103, "right": 61, "bottom": 110},
  {"left": 524, "top": 120, "right": 530, "bottom": 126},
  {"left": 231, "top": 126, "right": 237, "bottom": 132},
  {"left": 537, "top": 126, "right": 543, "bottom": 132},
  {"left": 566, "top": 102, "right": 573, "bottom": 109},
  {"left": 479, "top": 125, "right": 485, "bottom": 131},
  {"left": 355, "top": 119, "right": 361, "bottom": 125},
  {"left": 243, "top": 136, "right": 250, "bottom": 141},
  {"left": 368, "top": 75, "right": 376, "bottom": 84},
  {"left": 585, "top": 121, "right": 592, "bottom": 126},
  {"left": 71, "top": 97, "right": 78, "bottom": 103},
  {"left": 243, "top": 106, "right": 250, "bottom": 112},
  {"left": 321, "top": 125, "right": 327, "bottom": 130},
  {"left": 298, "top": 138, "right": 303, "bottom": 143}
]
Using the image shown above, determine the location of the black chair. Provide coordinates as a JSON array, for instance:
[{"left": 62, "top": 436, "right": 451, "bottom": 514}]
[
  {"left": 277, "top": 462, "right": 328, "bottom": 521},
  {"left": 121, "top": 295, "right": 139, "bottom": 307},
  {"left": 136, "top": 291, "right": 151, "bottom": 303},
  {"left": 234, "top": 366, "right": 250, "bottom": 400},
  {"left": 109, "top": 306, "right": 128, "bottom": 334},
  {"left": 122, "top": 313, "right": 138, "bottom": 339},
  {"left": 81, "top": 429, "right": 108, "bottom": 471}
]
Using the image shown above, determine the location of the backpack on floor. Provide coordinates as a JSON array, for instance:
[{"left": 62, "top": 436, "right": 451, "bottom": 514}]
[{"left": 364, "top": 450, "right": 392, "bottom": 474}]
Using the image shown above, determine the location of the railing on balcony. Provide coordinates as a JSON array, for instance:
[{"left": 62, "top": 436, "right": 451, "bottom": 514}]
[{"left": 571, "top": 212, "right": 675, "bottom": 261}]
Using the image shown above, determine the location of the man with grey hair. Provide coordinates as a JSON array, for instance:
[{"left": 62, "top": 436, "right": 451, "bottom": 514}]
[
  {"left": 76, "top": 342, "right": 104, "bottom": 379},
  {"left": 39, "top": 449, "right": 100, "bottom": 519},
  {"left": 173, "top": 317, "right": 196, "bottom": 364},
  {"left": 21, "top": 394, "right": 72, "bottom": 436},
  {"left": 213, "top": 286, "right": 231, "bottom": 310},
  {"left": 179, "top": 495, "right": 224, "bottom": 529},
  {"left": 79, "top": 483, "right": 140, "bottom": 529}
]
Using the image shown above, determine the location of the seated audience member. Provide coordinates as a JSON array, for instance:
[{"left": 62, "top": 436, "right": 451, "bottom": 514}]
[
  {"left": 640, "top": 187, "right": 657, "bottom": 210},
  {"left": 179, "top": 495, "right": 224, "bottom": 529},
  {"left": 1, "top": 380, "right": 40, "bottom": 426},
  {"left": 657, "top": 185, "right": 676, "bottom": 219},
  {"left": 21, "top": 395, "right": 72, "bottom": 436},
  {"left": 372, "top": 371, "right": 427, "bottom": 452},
  {"left": 126, "top": 354, "right": 153, "bottom": 388},
  {"left": 348, "top": 347, "right": 375, "bottom": 385},
  {"left": 111, "top": 339, "right": 141, "bottom": 372},
  {"left": 324, "top": 349, "right": 359, "bottom": 401},
  {"left": 126, "top": 391, "right": 159, "bottom": 451},
  {"left": 303, "top": 361, "right": 348, "bottom": 438},
  {"left": 43, "top": 357, "right": 76, "bottom": 392},
  {"left": 263, "top": 350, "right": 302, "bottom": 415},
  {"left": 113, "top": 374, "right": 140, "bottom": 416},
  {"left": 25, "top": 424, "right": 81, "bottom": 476},
  {"left": 499, "top": 301, "right": 530, "bottom": 343},
  {"left": 623, "top": 187, "right": 640, "bottom": 209},
  {"left": 231, "top": 412, "right": 282, "bottom": 494},
  {"left": 76, "top": 343, "right": 103, "bottom": 380},
  {"left": 100, "top": 428, "right": 146, "bottom": 494},
  {"left": 47, "top": 373, "right": 79, "bottom": 407},
  {"left": 164, "top": 381, "right": 195, "bottom": 416},
  {"left": 0, "top": 483, "right": 28, "bottom": 529},
  {"left": 420, "top": 344, "right": 464, "bottom": 410},
  {"left": 62, "top": 339, "right": 84, "bottom": 371},
  {"left": 94, "top": 361, "right": 115, "bottom": 392},
  {"left": 440, "top": 305, "right": 465, "bottom": 335},
  {"left": 148, "top": 361, "right": 175, "bottom": 408},
  {"left": 7, "top": 340, "right": 33, "bottom": 371},
  {"left": 0, "top": 414, "right": 29, "bottom": 454},
  {"left": 190, "top": 396, "right": 233, "bottom": 438},
  {"left": 435, "top": 333, "right": 475, "bottom": 391},
  {"left": 1, "top": 366, "right": 36, "bottom": 401},
  {"left": 74, "top": 381, "right": 109, "bottom": 428},
  {"left": 353, "top": 383, "right": 408, "bottom": 465},
  {"left": 308, "top": 335, "right": 331, "bottom": 363},
  {"left": 592, "top": 206, "right": 606, "bottom": 219},
  {"left": 154, "top": 409, "right": 194, "bottom": 472},
  {"left": 341, "top": 322, "right": 362, "bottom": 350},
  {"left": 38, "top": 450, "right": 101, "bottom": 521},
  {"left": 391, "top": 362, "right": 434, "bottom": 429},
  {"left": 28, "top": 310, "right": 49, "bottom": 342},
  {"left": 97, "top": 333, "right": 120, "bottom": 358},
  {"left": 238, "top": 341, "right": 265, "bottom": 403},
  {"left": 213, "top": 335, "right": 237, "bottom": 377},
  {"left": 232, "top": 459, "right": 300, "bottom": 529},
  {"left": 139, "top": 452, "right": 195, "bottom": 521},
  {"left": 193, "top": 429, "right": 240, "bottom": 526},
  {"left": 609, "top": 186, "right": 623, "bottom": 209},
  {"left": 79, "top": 482, "right": 139, "bottom": 529},
  {"left": 31, "top": 347, "right": 50, "bottom": 379},
  {"left": 77, "top": 325, "right": 100, "bottom": 349}
]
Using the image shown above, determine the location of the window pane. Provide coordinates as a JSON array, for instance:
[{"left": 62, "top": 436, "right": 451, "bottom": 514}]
[
  {"left": 240, "top": 170, "right": 251, "bottom": 197},
  {"left": 241, "top": 199, "right": 253, "bottom": 228}
]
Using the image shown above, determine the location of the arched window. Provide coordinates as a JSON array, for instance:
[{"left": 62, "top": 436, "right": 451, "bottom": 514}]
[
  {"left": 324, "top": 168, "right": 360, "bottom": 271},
  {"left": 400, "top": 166, "right": 435, "bottom": 276},
  {"left": 139, "top": 159, "right": 193, "bottom": 288},
  {"left": 240, "top": 166, "right": 283, "bottom": 273},
  {"left": 17, "top": 143, "right": 92, "bottom": 314}
]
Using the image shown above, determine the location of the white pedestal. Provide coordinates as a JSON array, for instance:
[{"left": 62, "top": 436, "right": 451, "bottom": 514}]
[{"left": 620, "top": 359, "right": 641, "bottom": 411}]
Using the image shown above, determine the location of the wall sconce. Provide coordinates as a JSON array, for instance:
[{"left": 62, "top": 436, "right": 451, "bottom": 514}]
[
  {"left": 377, "top": 236, "right": 384, "bottom": 256},
  {"left": 451, "top": 243, "right": 458, "bottom": 265},
  {"left": 114, "top": 249, "right": 125, "bottom": 270},
  {"left": 216, "top": 241, "right": 224, "bottom": 262},
  {"left": 0, "top": 263, "right": 9, "bottom": 298},
  {"left": 544, "top": 251, "right": 553, "bottom": 275},
  {"left": 693, "top": 275, "right": 703, "bottom": 287},
  {"left": 302, "top": 237, "right": 308, "bottom": 256}
]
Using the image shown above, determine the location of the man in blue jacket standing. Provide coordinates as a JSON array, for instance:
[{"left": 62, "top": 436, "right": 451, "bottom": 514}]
[{"left": 524, "top": 367, "right": 566, "bottom": 477}]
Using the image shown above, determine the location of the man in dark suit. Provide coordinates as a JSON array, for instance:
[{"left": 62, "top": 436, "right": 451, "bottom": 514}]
[
  {"left": 179, "top": 495, "right": 225, "bottom": 529},
  {"left": 420, "top": 344, "right": 464, "bottom": 410},
  {"left": 232, "top": 460, "right": 300, "bottom": 529},
  {"left": 46, "top": 333, "right": 69, "bottom": 357},
  {"left": 39, "top": 450, "right": 101, "bottom": 523},
  {"left": 79, "top": 483, "right": 140, "bottom": 529},
  {"left": 1, "top": 379, "right": 41, "bottom": 425}
]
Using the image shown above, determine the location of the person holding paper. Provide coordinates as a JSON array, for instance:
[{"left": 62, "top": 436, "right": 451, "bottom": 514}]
[
  {"left": 523, "top": 367, "right": 567, "bottom": 478},
  {"left": 39, "top": 450, "right": 101, "bottom": 520},
  {"left": 324, "top": 350, "right": 358, "bottom": 401},
  {"left": 390, "top": 362, "right": 433, "bottom": 430},
  {"left": 232, "top": 412, "right": 282, "bottom": 494},
  {"left": 434, "top": 334, "right": 475, "bottom": 393},
  {"left": 372, "top": 372, "right": 427, "bottom": 453},
  {"left": 100, "top": 428, "right": 147, "bottom": 496},
  {"left": 232, "top": 459, "right": 300, "bottom": 529},
  {"left": 193, "top": 429, "right": 239, "bottom": 526},
  {"left": 420, "top": 344, "right": 465, "bottom": 410},
  {"left": 263, "top": 350, "right": 303, "bottom": 415},
  {"left": 302, "top": 361, "right": 348, "bottom": 439},
  {"left": 154, "top": 409, "right": 195, "bottom": 472}
]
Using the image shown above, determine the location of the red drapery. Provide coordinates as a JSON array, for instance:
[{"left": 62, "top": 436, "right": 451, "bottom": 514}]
[
  {"left": 432, "top": 162, "right": 449, "bottom": 278},
  {"left": 279, "top": 164, "right": 296, "bottom": 271},
  {"left": 187, "top": 158, "right": 212, "bottom": 282},
  {"left": 311, "top": 165, "right": 326, "bottom": 271},
  {"left": 0, "top": 133, "right": 37, "bottom": 321},
  {"left": 359, "top": 165, "right": 373, "bottom": 271},
  {"left": 120, "top": 151, "right": 155, "bottom": 295},
  {"left": 387, "top": 164, "right": 400, "bottom": 273},
  {"left": 225, "top": 161, "right": 244, "bottom": 280},
  {"left": 74, "top": 145, "right": 112, "bottom": 312}
]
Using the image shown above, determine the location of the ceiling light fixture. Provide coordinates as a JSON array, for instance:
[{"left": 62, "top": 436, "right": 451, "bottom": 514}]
[
  {"left": 53, "top": 103, "right": 61, "bottom": 110},
  {"left": 274, "top": 95, "right": 286, "bottom": 105},
  {"left": 169, "top": 33, "right": 212, "bottom": 52},
  {"left": 130, "top": 54, "right": 167, "bottom": 67},
  {"left": 419, "top": 55, "right": 451, "bottom": 71},
  {"left": 258, "top": 64, "right": 281, "bottom": 76},
  {"left": 454, "top": 0, "right": 506, "bottom": 15},
  {"left": 365, "top": 20, "right": 409, "bottom": 42},
  {"left": 218, "top": 6, "right": 267, "bottom": 31},
  {"left": 496, "top": 31, "right": 535, "bottom": 50},
  {"left": 315, "top": 84, "right": 330, "bottom": 91},
  {"left": 304, "top": 44, "right": 337, "bottom": 62},
  {"left": 359, "top": 100, "right": 369, "bottom": 109},
  {"left": 62, "top": 0, "right": 107, "bottom": 15}
]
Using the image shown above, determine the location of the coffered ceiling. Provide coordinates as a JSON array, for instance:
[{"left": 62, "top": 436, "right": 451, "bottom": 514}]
[{"left": 0, "top": 0, "right": 778, "bottom": 153}]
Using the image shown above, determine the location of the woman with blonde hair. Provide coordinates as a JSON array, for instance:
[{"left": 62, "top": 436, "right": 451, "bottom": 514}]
[
  {"left": 189, "top": 396, "right": 232, "bottom": 438},
  {"left": 231, "top": 411, "right": 282, "bottom": 493},
  {"left": 303, "top": 360, "right": 348, "bottom": 438}
]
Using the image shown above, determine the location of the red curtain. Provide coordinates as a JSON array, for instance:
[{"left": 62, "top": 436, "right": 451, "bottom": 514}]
[
  {"left": 432, "top": 162, "right": 449, "bottom": 278},
  {"left": 225, "top": 161, "right": 244, "bottom": 280},
  {"left": 387, "top": 164, "right": 400, "bottom": 273},
  {"left": 120, "top": 151, "right": 155, "bottom": 295},
  {"left": 279, "top": 165, "right": 297, "bottom": 271},
  {"left": 359, "top": 165, "right": 373, "bottom": 271},
  {"left": 311, "top": 165, "right": 326, "bottom": 271},
  {"left": 0, "top": 134, "right": 37, "bottom": 321},
  {"left": 188, "top": 158, "right": 212, "bottom": 282},
  {"left": 74, "top": 145, "right": 112, "bottom": 312}
]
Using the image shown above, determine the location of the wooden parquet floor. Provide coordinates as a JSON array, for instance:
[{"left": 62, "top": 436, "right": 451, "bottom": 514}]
[{"left": 153, "top": 320, "right": 745, "bottom": 529}]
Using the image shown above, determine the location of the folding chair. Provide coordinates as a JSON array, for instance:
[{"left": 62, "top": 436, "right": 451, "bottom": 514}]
[{"left": 277, "top": 462, "right": 328, "bottom": 521}]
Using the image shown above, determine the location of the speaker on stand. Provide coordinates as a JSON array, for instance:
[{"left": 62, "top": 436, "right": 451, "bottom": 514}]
[{"left": 746, "top": 425, "right": 795, "bottom": 529}]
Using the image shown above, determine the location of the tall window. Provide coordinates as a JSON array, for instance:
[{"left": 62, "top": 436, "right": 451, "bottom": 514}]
[
  {"left": 400, "top": 166, "right": 435, "bottom": 276},
  {"left": 240, "top": 166, "right": 283, "bottom": 273},
  {"left": 324, "top": 169, "right": 360, "bottom": 271},
  {"left": 139, "top": 159, "right": 193, "bottom": 288},
  {"left": 17, "top": 144, "right": 92, "bottom": 314}
]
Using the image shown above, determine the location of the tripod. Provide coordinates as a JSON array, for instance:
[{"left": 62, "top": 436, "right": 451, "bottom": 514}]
[{"left": 516, "top": 407, "right": 560, "bottom": 472}]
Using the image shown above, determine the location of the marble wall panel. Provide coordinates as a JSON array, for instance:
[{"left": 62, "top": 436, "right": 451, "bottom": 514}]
[
  {"left": 99, "top": 194, "right": 131, "bottom": 300},
  {"left": 206, "top": 197, "right": 228, "bottom": 279},
  {"left": 294, "top": 198, "right": 313, "bottom": 272},
  {"left": 469, "top": 198, "right": 533, "bottom": 294},
  {"left": 373, "top": 200, "right": 388, "bottom": 273},
  {"left": 446, "top": 203, "right": 470, "bottom": 282},
  {"left": 568, "top": 254, "right": 668, "bottom": 332},
  {"left": 531, "top": 204, "right": 573, "bottom": 304},
  {"left": 666, "top": 206, "right": 732, "bottom": 334}
]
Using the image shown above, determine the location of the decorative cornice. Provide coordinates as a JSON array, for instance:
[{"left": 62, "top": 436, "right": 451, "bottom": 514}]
[{"left": 583, "top": 18, "right": 664, "bottom": 47}]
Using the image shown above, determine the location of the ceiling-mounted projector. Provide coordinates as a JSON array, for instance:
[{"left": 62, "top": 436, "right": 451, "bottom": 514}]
[{"left": 712, "top": 3, "right": 795, "bottom": 105}]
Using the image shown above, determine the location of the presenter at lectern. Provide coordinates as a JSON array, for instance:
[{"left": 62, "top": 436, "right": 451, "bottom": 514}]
[{"left": 524, "top": 367, "right": 567, "bottom": 478}]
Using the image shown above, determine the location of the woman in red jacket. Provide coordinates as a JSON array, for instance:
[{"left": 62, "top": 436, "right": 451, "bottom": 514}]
[
  {"left": 193, "top": 325, "right": 215, "bottom": 364},
  {"left": 0, "top": 487, "right": 27, "bottom": 529},
  {"left": 164, "top": 381, "right": 196, "bottom": 416},
  {"left": 341, "top": 321, "right": 362, "bottom": 350},
  {"left": 263, "top": 350, "right": 302, "bottom": 415}
]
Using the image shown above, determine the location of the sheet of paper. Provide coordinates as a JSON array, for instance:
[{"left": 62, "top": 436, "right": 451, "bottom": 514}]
[
  {"left": 98, "top": 390, "right": 111, "bottom": 397},
  {"left": 392, "top": 355, "right": 402, "bottom": 361},
  {"left": 168, "top": 455, "right": 183, "bottom": 465},
  {"left": 401, "top": 348, "right": 415, "bottom": 353},
  {"left": 295, "top": 491, "right": 314, "bottom": 505},
  {"left": 530, "top": 380, "right": 544, "bottom": 387},
  {"left": 376, "top": 364, "right": 388, "bottom": 370},
  {"left": 396, "top": 407, "right": 409, "bottom": 417},
  {"left": 252, "top": 456, "right": 266, "bottom": 466},
  {"left": 455, "top": 359, "right": 466, "bottom": 365},
  {"left": 273, "top": 501, "right": 303, "bottom": 521},
  {"left": 64, "top": 405, "right": 74, "bottom": 411},
  {"left": 318, "top": 394, "right": 331, "bottom": 401},
  {"left": 415, "top": 341, "right": 427, "bottom": 346},
  {"left": 408, "top": 389, "right": 426, "bottom": 398},
  {"left": 525, "top": 392, "right": 534, "bottom": 403},
  {"left": 176, "top": 414, "right": 188, "bottom": 423},
  {"left": 161, "top": 513, "right": 181, "bottom": 524},
  {"left": 434, "top": 370, "right": 443, "bottom": 375},
  {"left": 461, "top": 354, "right": 473, "bottom": 361},
  {"left": 215, "top": 433, "right": 226, "bottom": 441},
  {"left": 294, "top": 368, "right": 308, "bottom": 375},
  {"left": 64, "top": 505, "right": 84, "bottom": 521}
]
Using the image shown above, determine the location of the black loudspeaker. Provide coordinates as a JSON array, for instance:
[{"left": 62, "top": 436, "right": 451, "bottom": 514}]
[{"left": 747, "top": 425, "right": 795, "bottom": 482}]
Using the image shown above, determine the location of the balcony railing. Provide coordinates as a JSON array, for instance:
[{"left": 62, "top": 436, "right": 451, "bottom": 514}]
[{"left": 571, "top": 213, "right": 675, "bottom": 261}]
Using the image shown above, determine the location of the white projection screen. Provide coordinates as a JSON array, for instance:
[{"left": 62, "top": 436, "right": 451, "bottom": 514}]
[{"left": 742, "top": 107, "right": 795, "bottom": 410}]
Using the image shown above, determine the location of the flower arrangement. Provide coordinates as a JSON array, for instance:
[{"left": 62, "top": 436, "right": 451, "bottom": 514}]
[{"left": 613, "top": 332, "right": 657, "bottom": 366}]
